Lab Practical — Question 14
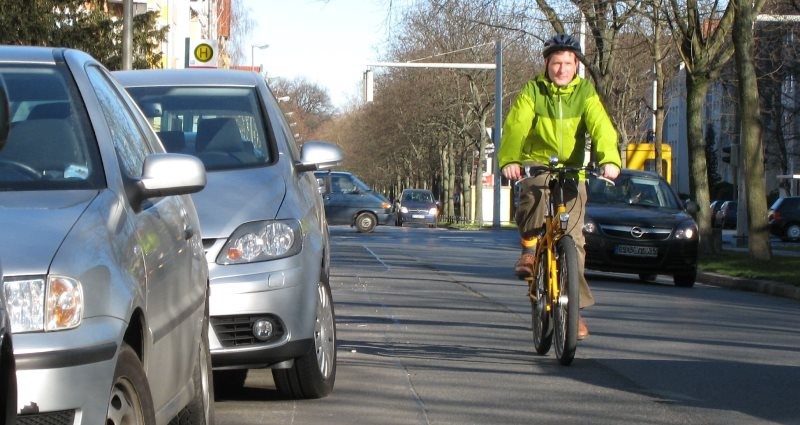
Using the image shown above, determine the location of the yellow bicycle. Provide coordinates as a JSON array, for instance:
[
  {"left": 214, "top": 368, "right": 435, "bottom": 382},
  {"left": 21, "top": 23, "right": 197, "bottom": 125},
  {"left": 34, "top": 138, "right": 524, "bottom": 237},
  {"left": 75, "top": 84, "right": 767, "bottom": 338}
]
[{"left": 522, "top": 158, "right": 608, "bottom": 365}]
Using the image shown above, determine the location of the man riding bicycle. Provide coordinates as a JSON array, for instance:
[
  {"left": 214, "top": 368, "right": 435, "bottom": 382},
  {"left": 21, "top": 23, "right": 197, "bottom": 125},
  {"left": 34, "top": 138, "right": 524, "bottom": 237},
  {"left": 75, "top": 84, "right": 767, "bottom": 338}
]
[{"left": 498, "top": 33, "right": 622, "bottom": 340}]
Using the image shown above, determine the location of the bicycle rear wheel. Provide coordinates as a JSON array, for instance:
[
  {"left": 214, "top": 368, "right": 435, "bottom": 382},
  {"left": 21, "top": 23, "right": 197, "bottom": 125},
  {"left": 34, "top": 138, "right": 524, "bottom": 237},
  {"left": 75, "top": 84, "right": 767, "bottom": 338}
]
[
  {"left": 554, "top": 236, "right": 579, "bottom": 365},
  {"left": 530, "top": 250, "right": 552, "bottom": 355}
]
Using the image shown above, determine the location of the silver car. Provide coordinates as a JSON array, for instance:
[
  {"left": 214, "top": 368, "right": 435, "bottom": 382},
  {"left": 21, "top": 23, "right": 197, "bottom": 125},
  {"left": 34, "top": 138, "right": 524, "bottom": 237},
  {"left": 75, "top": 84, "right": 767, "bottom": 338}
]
[
  {"left": 116, "top": 69, "right": 342, "bottom": 399},
  {"left": 0, "top": 47, "right": 213, "bottom": 424}
]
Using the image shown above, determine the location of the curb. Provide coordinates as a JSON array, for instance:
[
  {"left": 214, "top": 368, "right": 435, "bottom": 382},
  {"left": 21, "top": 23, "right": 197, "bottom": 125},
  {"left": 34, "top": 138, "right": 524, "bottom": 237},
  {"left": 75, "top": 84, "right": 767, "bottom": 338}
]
[{"left": 697, "top": 271, "right": 800, "bottom": 301}]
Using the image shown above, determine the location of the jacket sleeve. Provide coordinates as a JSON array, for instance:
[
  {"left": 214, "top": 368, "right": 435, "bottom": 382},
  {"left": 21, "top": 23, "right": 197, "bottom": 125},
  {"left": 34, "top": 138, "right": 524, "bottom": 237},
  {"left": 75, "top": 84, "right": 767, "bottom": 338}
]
[
  {"left": 497, "top": 81, "right": 536, "bottom": 170},
  {"left": 584, "top": 92, "right": 621, "bottom": 168}
]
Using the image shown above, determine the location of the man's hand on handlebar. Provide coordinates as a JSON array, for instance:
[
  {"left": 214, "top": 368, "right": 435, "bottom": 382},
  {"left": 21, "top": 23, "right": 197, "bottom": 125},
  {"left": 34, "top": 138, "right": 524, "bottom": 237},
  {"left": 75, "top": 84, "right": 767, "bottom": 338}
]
[
  {"left": 502, "top": 164, "right": 523, "bottom": 181},
  {"left": 600, "top": 163, "right": 620, "bottom": 180}
]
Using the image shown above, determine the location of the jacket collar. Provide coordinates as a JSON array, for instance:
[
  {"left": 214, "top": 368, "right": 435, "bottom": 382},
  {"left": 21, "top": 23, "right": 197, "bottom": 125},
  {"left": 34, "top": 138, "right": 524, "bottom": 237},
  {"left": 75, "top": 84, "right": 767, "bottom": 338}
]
[{"left": 537, "top": 73, "right": 581, "bottom": 96}]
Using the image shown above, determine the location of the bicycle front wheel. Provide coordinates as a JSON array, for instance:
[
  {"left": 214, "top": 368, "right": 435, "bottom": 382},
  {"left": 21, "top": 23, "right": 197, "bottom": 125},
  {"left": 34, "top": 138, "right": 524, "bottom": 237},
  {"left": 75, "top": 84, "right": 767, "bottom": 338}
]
[
  {"left": 530, "top": 249, "right": 552, "bottom": 355},
  {"left": 554, "top": 236, "right": 579, "bottom": 365}
]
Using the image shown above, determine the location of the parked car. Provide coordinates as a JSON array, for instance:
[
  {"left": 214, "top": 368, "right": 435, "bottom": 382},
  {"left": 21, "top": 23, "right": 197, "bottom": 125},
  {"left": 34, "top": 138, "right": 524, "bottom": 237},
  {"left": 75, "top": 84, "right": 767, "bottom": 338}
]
[
  {"left": 0, "top": 86, "right": 16, "bottom": 425},
  {"left": 1, "top": 266, "right": 16, "bottom": 425},
  {"left": 314, "top": 170, "right": 394, "bottom": 233},
  {"left": 768, "top": 196, "right": 800, "bottom": 241},
  {"left": 715, "top": 200, "right": 738, "bottom": 229},
  {"left": 396, "top": 188, "right": 439, "bottom": 227},
  {"left": 117, "top": 68, "right": 342, "bottom": 399},
  {"left": 710, "top": 199, "right": 728, "bottom": 228},
  {"left": 583, "top": 169, "right": 699, "bottom": 287},
  {"left": 0, "top": 46, "right": 212, "bottom": 424}
]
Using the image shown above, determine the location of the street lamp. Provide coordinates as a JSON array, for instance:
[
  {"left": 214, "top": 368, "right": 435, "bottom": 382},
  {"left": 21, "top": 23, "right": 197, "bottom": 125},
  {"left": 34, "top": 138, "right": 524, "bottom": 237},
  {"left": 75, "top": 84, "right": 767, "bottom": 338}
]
[{"left": 251, "top": 43, "right": 269, "bottom": 70}]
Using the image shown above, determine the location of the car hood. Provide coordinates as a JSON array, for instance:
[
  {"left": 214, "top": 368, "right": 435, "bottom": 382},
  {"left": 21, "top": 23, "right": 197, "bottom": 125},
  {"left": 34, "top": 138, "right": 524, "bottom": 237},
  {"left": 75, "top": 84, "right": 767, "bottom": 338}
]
[
  {"left": 191, "top": 168, "right": 286, "bottom": 239},
  {"left": 402, "top": 200, "right": 435, "bottom": 209},
  {"left": 0, "top": 191, "right": 97, "bottom": 275},
  {"left": 586, "top": 204, "right": 694, "bottom": 226}
]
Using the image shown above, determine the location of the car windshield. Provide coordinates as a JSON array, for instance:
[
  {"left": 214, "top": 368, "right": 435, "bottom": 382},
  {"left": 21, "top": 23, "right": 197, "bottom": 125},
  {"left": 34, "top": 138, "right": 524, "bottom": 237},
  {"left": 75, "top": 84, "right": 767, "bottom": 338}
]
[
  {"left": 0, "top": 65, "right": 104, "bottom": 191},
  {"left": 588, "top": 174, "right": 682, "bottom": 209},
  {"left": 125, "top": 86, "right": 271, "bottom": 171},
  {"left": 404, "top": 191, "right": 433, "bottom": 203}
]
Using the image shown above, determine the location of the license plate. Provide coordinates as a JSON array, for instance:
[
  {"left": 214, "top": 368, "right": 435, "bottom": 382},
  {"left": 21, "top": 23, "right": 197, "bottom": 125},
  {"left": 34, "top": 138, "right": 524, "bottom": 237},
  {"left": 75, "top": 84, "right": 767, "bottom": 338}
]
[
  {"left": 412, "top": 214, "right": 424, "bottom": 219},
  {"left": 615, "top": 245, "right": 658, "bottom": 257}
]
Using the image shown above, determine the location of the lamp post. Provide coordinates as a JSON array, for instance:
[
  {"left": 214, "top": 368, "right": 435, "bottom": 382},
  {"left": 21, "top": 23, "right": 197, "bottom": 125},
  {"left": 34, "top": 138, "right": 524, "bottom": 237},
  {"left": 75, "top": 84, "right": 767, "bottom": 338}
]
[{"left": 251, "top": 43, "right": 270, "bottom": 71}]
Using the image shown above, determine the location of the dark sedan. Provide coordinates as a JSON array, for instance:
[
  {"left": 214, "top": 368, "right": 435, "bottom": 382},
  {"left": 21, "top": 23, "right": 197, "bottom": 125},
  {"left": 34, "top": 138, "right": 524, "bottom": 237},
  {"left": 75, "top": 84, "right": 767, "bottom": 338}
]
[
  {"left": 583, "top": 169, "right": 699, "bottom": 287},
  {"left": 396, "top": 188, "right": 439, "bottom": 228}
]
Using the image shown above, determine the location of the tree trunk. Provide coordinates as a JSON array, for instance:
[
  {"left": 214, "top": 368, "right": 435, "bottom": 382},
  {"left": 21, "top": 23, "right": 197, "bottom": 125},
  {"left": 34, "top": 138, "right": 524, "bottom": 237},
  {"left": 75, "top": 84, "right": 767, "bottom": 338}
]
[
  {"left": 732, "top": 0, "right": 771, "bottom": 260},
  {"left": 685, "top": 74, "right": 714, "bottom": 254}
]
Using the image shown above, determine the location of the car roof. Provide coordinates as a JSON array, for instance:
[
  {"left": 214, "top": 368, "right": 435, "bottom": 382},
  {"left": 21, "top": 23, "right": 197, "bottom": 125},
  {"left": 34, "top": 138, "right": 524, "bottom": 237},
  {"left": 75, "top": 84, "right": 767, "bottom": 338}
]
[
  {"left": 113, "top": 68, "right": 264, "bottom": 87},
  {"left": 618, "top": 168, "right": 662, "bottom": 179},
  {"left": 402, "top": 188, "right": 432, "bottom": 193},
  {"left": 0, "top": 45, "right": 62, "bottom": 63}
]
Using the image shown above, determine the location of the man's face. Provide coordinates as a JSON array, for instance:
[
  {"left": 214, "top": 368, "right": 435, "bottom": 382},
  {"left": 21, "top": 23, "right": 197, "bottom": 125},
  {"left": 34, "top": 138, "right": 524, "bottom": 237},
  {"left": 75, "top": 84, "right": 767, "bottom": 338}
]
[{"left": 546, "top": 50, "right": 578, "bottom": 87}]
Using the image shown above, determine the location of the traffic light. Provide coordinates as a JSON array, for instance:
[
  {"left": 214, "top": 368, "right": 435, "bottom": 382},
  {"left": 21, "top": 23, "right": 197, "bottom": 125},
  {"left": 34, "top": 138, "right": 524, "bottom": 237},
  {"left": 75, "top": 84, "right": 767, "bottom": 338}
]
[{"left": 721, "top": 145, "right": 738, "bottom": 166}]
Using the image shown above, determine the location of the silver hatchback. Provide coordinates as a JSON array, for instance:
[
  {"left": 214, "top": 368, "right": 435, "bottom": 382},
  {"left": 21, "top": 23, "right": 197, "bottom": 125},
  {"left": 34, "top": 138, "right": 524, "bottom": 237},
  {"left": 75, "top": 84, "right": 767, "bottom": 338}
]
[
  {"left": 116, "top": 69, "right": 342, "bottom": 399},
  {"left": 0, "top": 47, "right": 212, "bottom": 424}
]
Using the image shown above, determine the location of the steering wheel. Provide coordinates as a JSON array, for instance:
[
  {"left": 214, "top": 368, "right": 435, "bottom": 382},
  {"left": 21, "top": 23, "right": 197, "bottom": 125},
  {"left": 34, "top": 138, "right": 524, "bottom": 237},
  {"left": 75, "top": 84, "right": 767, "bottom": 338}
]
[{"left": 0, "top": 159, "right": 42, "bottom": 179}]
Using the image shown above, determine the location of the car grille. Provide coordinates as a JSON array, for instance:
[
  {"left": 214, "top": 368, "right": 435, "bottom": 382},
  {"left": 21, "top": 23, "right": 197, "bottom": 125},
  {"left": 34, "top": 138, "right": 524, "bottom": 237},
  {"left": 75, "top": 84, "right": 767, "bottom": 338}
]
[
  {"left": 600, "top": 224, "right": 672, "bottom": 241},
  {"left": 18, "top": 410, "right": 75, "bottom": 425},
  {"left": 211, "top": 315, "right": 285, "bottom": 347}
]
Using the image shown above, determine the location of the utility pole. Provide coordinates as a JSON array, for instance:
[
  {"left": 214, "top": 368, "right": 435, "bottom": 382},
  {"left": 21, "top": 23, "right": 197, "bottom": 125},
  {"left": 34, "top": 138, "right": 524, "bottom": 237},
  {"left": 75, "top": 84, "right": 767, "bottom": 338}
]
[{"left": 122, "top": 0, "right": 133, "bottom": 70}]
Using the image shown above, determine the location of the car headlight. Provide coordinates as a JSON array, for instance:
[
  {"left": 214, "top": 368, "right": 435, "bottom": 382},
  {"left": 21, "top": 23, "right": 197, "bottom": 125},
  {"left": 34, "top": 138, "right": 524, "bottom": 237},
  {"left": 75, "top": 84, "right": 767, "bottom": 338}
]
[
  {"left": 217, "top": 219, "right": 302, "bottom": 264},
  {"left": 4, "top": 276, "right": 83, "bottom": 333},
  {"left": 428, "top": 207, "right": 438, "bottom": 216},
  {"left": 400, "top": 206, "right": 409, "bottom": 213},
  {"left": 674, "top": 220, "right": 698, "bottom": 240},
  {"left": 583, "top": 217, "right": 598, "bottom": 234}
]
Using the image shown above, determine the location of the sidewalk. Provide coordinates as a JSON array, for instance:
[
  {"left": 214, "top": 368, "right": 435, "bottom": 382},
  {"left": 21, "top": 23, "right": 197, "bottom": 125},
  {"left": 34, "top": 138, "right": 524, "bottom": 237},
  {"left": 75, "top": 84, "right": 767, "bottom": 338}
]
[{"left": 697, "top": 230, "right": 800, "bottom": 301}]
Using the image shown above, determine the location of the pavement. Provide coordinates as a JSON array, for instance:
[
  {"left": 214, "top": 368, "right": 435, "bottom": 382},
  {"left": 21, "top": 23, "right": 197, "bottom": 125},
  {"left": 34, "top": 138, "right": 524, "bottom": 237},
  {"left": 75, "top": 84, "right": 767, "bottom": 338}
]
[{"left": 697, "top": 230, "right": 800, "bottom": 301}]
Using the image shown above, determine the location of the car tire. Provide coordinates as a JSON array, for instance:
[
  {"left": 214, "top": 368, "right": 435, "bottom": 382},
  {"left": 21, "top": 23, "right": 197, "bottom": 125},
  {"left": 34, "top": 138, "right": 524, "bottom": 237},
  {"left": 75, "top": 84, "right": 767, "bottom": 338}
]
[
  {"left": 272, "top": 273, "right": 336, "bottom": 399},
  {"left": 638, "top": 273, "right": 657, "bottom": 282},
  {"left": 1, "top": 335, "right": 16, "bottom": 425},
  {"left": 784, "top": 224, "right": 800, "bottom": 241},
  {"left": 212, "top": 369, "right": 247, "bottom": 396},
  {"left": 673, "top": 271, "right": 696, "bottom": 288},
  {"left": 170, "top": 300, "right": 215, "bottom": 425},
  {"left": 354, "top": 212, "right": 377, "bottom": 233},
  {"left": 107, "top": 343, "right": 156, "bottom": 425}
]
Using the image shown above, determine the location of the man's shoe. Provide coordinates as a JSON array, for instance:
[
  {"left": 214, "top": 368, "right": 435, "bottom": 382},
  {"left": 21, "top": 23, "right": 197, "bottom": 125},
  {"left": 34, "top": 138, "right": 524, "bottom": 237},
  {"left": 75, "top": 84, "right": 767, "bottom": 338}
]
[
  {"left": 578, "top": 317, "right": 589, "bottom": 340},
  {"left": 514, "top": 253, "right": 536, "bottom": 278}
]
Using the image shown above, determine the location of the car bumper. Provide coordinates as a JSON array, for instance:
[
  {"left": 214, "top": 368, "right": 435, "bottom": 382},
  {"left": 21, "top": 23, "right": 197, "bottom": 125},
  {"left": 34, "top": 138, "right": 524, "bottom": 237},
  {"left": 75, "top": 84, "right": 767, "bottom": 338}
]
[
  {"left": 398, "top": 212, "right": 437, "bottom": 225},
  {"left": 206, "top": 250, "right": 321, "bottom": 369},
  {"left": 584, "top": 234, "right": 698, "bottom": 275},
  {"left": 14, "top": 316, "right": 124, "bottom": 424}
]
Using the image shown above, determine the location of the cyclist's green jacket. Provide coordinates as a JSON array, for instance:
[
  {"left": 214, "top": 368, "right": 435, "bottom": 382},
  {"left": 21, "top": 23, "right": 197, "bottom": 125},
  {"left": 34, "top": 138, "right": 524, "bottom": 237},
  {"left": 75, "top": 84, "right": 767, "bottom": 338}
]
[{"left": 498, "top": 74, "right": 621, "bottom": 179}]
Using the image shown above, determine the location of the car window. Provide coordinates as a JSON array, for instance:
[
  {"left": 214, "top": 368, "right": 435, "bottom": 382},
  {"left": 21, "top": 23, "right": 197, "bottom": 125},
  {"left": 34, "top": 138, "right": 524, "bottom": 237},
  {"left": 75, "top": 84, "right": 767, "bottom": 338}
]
[
  {"left": 331, "top": 174, "right": 356, "bottom": 193},
  {"left": 0, "top": 64, "right": 104, "bottom": 190},
  {"left": 124, "top": 85, "right": 271, "bottom": 171},
  {"left": 588, "top": 174, "right": 681, "bottom": 209},
  {"left": 86, "top": 66, "right": 153, "bottom": 178}
]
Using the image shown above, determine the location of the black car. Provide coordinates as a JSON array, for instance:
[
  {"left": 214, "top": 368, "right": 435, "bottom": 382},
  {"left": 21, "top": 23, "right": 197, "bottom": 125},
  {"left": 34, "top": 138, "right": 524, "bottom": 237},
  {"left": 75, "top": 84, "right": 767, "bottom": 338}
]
[
  {"left": 768, "top": 196, "right": 800, "bottom": 241},
  {"left": 714, "top": 200, "right": 737, "bottom": 229},
  {"left": 583, "top": 169, "right": 699, "bottom": 287},
  {"left": 396, "top": 188, "right": 439, "bottom": 227}
]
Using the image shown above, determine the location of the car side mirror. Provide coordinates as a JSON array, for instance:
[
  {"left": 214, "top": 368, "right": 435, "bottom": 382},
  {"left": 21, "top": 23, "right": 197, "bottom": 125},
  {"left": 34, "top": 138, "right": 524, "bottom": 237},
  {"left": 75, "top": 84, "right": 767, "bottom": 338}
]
[{"left": 296, "top": 140, "right": 343, "bottom": 172}]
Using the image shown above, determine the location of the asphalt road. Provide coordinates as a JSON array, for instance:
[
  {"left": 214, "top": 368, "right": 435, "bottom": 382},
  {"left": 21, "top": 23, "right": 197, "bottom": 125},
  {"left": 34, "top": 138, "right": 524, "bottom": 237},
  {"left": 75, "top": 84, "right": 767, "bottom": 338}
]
[{"left": 215, "top": 225, "right": 800, "bottom": 425}]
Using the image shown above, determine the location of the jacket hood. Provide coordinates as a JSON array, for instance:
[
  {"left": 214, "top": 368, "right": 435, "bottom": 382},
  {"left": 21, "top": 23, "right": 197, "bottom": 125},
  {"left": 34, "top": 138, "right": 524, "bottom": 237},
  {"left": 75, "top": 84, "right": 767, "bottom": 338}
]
[
  {"left": 191, "top": 167, "right": 286, "bottom": 239},
  {"left": 0, "top": 191, "right": 96, "bottom": 275}
]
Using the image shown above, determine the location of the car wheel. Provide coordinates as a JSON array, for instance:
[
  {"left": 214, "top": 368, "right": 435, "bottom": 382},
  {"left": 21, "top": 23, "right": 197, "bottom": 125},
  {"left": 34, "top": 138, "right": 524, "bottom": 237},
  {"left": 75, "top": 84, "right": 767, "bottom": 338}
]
[
  {"left": 1, "top": 335, "right": 16, "bottom": 425},
  {"left": 355, "top": 212, "right": 377, "bottom": 233},
  {"left": 638, "top": 273, "right": 657, "bottom": 282},
  {"left": 673, "top": 271, "right": 696, "bottom": 288},
  {"left": 170, "top": 301, "right": 215, "bottom": 425},
  {"left": 212, "top": 369, "right": 247, "bottom": 396},
  {"left": 785, "top": 224, "right": 800, "bottom": 241},
  {"left": 273, "top": 273, "right": 337, "bottom": 399},
  {"left": 107, "top": 343, "right": 156, "bottom": 425}
]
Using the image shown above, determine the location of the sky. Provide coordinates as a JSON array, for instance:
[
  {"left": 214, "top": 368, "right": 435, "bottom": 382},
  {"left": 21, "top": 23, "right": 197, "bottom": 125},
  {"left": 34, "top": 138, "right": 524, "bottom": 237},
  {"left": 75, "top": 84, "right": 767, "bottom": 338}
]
[{"left": 241, "top": 0, "right": 409, "bottom": 110}]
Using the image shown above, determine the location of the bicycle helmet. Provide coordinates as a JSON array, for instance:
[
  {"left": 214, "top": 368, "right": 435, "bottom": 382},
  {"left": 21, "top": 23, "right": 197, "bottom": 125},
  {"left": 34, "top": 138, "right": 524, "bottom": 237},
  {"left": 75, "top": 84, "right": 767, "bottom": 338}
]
[{"left": 542, "top": 34, "right": 581, "bottom": 58}]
